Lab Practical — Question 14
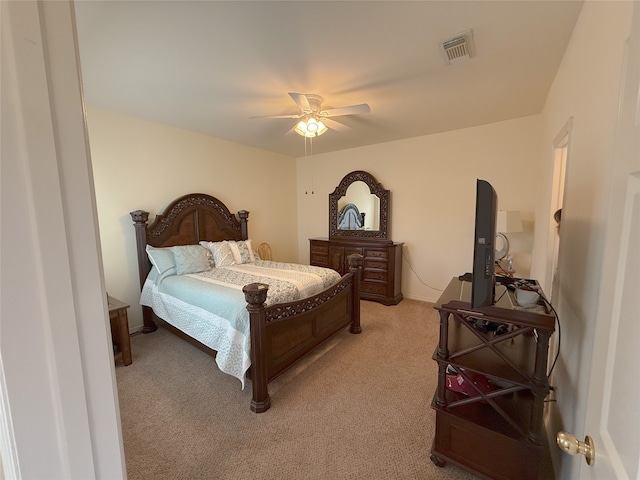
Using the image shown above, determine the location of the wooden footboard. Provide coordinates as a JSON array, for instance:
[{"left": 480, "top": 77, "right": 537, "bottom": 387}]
[{"left": 243, "top": 254, "right": 362, "bottom": 413}]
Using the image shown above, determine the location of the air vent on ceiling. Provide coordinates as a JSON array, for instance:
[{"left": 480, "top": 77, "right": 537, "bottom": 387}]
[{"left": 439, "top": 30, "right": 475, "bottom": 65}]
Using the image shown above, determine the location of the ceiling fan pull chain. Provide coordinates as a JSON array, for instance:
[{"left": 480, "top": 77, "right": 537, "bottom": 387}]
[
  {"left": 310, "top": 138, "right": 314, "bottom": 194},
  {"left": 304, "top": 138, "right": 308, "bottom": 194}
]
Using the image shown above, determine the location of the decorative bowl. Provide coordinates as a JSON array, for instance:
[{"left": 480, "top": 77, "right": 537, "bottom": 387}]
[{"left": 515, "top": 288, "right": 540, "bottom": 306}]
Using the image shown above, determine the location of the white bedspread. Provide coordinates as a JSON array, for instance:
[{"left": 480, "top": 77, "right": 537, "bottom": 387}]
[{"left": 140, "top": 261, "right": 341, "bottom": 387}]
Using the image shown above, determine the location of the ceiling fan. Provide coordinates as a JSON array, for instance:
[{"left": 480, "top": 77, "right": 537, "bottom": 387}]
[{"left": 253, "top": 92, "right": 371, "bottom": 137}]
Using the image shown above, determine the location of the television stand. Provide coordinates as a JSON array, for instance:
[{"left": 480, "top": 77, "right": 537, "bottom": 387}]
[{"left": 430, "top": 276, "right": 555, "bottom": 480}]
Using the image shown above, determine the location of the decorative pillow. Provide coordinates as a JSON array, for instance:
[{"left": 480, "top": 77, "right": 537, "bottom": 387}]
[
  {"left": 171, "top": 245, "right": 212, "bottom": 275},
  {"left": 146, "top": 245, "right": 177, "bottom": 277},
  {"left": 201, "top": 241, "right": 235, "bottom": 267},
  {"left": 228, "top": 240, "right": 255, "bottom": 264}
]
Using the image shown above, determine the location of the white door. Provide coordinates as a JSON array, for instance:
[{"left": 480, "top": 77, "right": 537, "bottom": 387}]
[
  {"left": 579, "top": 3, "right": 640, "bottom": 478},
  {"left": 2, "top": 1, "right": 125, "bottom": 477}
]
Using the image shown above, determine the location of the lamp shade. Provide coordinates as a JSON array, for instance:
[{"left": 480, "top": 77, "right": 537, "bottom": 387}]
[{"left": 497, "top": 210, "right": 523, "bottom": 233}]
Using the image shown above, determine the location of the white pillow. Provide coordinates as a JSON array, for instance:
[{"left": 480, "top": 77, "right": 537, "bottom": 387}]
[
  {"left": 171, "top": 245, "right": 212, "bottom": 275},
  {"left": 200, "top": 241, "right": 235, "bottom": 267},
  {"left": 228, "top": 240, "right": 255, "bottom": 264}
]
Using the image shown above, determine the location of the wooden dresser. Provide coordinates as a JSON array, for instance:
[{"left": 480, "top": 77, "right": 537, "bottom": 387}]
[{"left": 310, "top": 238, "right": 403, "bottom": 305}]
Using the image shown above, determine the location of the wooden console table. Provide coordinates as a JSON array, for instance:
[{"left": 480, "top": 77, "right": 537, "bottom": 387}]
[
  {"left": 108, "top": 295, "right": 132, "bottom": 366},
  {"left": 430, "top": 275, "right": 555, "bottom": 479}
]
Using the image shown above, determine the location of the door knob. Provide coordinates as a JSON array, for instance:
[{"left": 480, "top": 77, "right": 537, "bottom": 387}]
[{"left": 556, "top": 431, "right": 595, "bottom": 466}]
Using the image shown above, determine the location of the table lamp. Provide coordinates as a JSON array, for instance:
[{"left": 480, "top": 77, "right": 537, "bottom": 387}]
[{"left": 496, "top": 210, "right": 523, "bottom": 272}]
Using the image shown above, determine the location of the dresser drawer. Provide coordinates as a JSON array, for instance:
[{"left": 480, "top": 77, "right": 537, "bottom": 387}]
[
  {"left": 363, "top": 270, "right": 388, "bottom": 282},
  {"left": 310, "top": 253, "right": 329, "bottom": 266},
  {"left": 361, "top": 282, "right": 388, "bottom": 296},
  {"left": 310, "top": 243, "right": 329, "bottom": 255},
  {"left": 364, "top": 248, "right": 388, "bottom": 260},
  {"left": 364, "top": 259, "right": 388, "bottom": 271}
]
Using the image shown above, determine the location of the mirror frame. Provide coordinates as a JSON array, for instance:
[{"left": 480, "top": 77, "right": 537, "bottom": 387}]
[{"left": 329, "top": 170, "right": 390, "bottom": 241}]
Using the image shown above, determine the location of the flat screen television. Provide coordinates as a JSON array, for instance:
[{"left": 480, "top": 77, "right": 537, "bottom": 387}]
[{"left": 471, "top": 179, "right": 498, "bottom": 308}]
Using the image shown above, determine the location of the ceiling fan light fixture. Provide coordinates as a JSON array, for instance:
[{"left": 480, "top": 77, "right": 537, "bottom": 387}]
[
  {"left": 256, "top": 92, "right": 369, "bottom": 139},
  {"left": 295, "top": 115, "right": 328, "bottom": 138},
  {"left": 307, "top": 117, "right": 318, "bottom": 132}
]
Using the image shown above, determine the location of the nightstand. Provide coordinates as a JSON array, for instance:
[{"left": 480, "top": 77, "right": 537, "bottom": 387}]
[{"left": 108, "top": 295, "right": 132, "bottom": 366}]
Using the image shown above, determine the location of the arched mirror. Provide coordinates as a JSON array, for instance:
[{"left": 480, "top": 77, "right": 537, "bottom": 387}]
[{"left": 329, "top": 170, "right": 390, "bottom": 241}]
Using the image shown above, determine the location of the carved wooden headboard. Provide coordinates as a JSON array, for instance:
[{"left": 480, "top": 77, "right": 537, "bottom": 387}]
[{"left": 130, "top": 193, "right": 249, "bottom": 290}]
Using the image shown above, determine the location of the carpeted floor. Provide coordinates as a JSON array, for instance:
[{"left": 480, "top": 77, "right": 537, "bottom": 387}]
[{"left": 115, "top": 299, "right": 482, "bottom": 479}]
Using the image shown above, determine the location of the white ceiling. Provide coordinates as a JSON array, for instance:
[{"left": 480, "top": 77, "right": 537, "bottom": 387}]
[{"left": 74, "top": 1, "right": 584, "bottom": 158}]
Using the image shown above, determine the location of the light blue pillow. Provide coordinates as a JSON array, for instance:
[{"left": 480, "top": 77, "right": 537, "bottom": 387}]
[
  {"left": 146, "top": 245, "right": 176, "bottom": 277},
  {"left": 171, "top": 245, "right": 212, "bottom": 275}
]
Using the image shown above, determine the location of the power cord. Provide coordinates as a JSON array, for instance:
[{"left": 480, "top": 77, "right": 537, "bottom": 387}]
[
  {"left": 538, "top": 290, "right": 561, "bottom": 377},
  {"left": 494, "top": 261, "right": 512, "bottom": 276},
  {"left": 495, "top": 268, "right": 561, "bottom": 376},
  {"left": 494, "top": 286, "right": 508, "bottom": 304},
  {"left": 402, "top": 246, "right": 444, "bottom": 293}
]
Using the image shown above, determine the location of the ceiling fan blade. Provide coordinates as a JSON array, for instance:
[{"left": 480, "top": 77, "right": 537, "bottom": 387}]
[
  {"left": 285, "top": 124, "right": 300, "bottom": 136},
  {"left": 288, "top": 92, "right": 312, "bottom": 113},
  {"left": 249, "top": 113, "right": 302, "bottom": 119},
  {"left": 323, "top": 118, "right": 350, "bottom": 132},
  {"left": 322, "top": 103, "right": 371, "bottom": 117}
]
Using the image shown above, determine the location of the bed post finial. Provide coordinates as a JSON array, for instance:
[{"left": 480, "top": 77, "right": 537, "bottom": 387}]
[
  {"left": 238, "top": 210, "right": 249, "bottom": 240},
  {"left": 243, "top": 282, "right": 271, "bottom": 413},
  {"left": 130, "top": 209, "right": 149, "bottom": 224}
]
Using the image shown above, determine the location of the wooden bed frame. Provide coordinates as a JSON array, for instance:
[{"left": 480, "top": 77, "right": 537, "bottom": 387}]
[{"left": 130, "top": 193, "right": 362, "bottom": 413}]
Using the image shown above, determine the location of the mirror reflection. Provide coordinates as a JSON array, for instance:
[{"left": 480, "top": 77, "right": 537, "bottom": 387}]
[
  {"left": 337, "top": 181, "right": 380, "bottom": 230},
  {"left": 329, "top": 170, "right": 389, "bottom": 241}
]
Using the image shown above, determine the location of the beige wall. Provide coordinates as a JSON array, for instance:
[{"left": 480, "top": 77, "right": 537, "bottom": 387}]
[
  {"left": 533, "top": 2, "right": 634, "bottom": 479},
  {"left": 296, "top": 114, "right": 544, "bottom": 302},
  {"left": 86, "top": 107, "right": 298, "bottom": 330},
  {"left": 87, "top": 96, "right": 577, "bottom": 447},
  {"left": 89, "top": 108, "right": 546, "bottom": 323}
]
